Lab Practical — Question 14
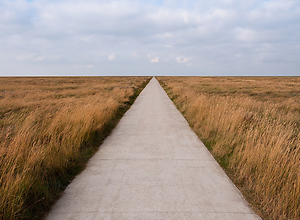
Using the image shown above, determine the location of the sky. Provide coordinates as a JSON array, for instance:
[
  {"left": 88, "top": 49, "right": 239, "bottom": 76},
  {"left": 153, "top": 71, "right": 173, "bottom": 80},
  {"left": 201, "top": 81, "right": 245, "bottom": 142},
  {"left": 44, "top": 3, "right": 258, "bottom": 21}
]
[{"left": 0, "top": 0, "right": 300, "bottom": 76}]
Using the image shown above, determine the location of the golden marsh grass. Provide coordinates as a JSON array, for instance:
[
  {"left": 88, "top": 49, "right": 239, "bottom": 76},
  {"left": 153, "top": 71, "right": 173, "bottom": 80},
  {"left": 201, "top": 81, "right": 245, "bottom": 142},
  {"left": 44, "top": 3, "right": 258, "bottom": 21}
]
[
  {"left": 0, "top": 76, "right": 150, "bottom": 219},
  {"left": 157, "top": 76, "right": 300, "bottom": 220}
]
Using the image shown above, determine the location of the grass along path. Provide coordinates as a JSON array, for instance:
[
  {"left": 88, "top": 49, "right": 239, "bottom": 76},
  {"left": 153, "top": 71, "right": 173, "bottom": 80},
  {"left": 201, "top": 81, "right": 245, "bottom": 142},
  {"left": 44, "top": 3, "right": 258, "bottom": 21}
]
[
  {"left": 0, "top": 76, "right": 150, "bottom": 219},
  {"left": 157, "top": 76, "right": 300, "bottom": 220}
]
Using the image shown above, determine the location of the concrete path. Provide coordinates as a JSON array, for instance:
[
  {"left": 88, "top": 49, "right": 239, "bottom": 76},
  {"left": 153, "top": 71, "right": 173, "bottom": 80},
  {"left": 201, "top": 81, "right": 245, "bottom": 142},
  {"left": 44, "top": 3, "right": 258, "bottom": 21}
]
[{"left": 46, "top": 77, "right": 261, "bottom": 220}]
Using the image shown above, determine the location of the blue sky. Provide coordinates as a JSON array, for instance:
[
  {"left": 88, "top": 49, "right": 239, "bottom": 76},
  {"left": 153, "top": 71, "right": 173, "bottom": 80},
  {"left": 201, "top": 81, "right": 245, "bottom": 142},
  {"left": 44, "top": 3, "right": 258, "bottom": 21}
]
[{"left": 0, "top": 0, "right": 300, "bottom": 76}]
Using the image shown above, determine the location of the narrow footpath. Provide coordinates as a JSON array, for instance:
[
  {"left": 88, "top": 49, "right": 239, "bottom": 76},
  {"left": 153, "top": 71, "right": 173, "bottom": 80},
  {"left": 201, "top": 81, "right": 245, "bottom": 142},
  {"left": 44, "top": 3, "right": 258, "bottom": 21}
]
[{"left": 46, "top": 77, "right": 261, "bottom": 220}]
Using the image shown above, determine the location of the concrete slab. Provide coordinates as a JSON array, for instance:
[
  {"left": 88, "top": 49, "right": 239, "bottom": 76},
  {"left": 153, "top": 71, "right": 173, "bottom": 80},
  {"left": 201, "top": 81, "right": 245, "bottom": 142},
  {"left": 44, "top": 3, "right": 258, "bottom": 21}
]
[{"left": 46, "top": 77, "right": 261, "bottom": 220}]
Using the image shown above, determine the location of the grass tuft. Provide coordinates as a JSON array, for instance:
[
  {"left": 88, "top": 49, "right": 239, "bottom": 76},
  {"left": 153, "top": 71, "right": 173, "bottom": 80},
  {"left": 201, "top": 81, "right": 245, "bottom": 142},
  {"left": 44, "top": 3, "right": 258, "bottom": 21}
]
[
  {"left": 158, "top": 76, "right": 300, "bottom": 220},
  {"left": 0, "top": 76, "right": 150, "bottom": 219}
]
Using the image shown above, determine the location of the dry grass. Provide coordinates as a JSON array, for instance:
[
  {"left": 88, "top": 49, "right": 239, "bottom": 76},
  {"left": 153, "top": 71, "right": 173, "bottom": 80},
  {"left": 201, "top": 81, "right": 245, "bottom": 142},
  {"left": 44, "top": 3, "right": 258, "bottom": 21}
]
[
  {"left": 157, "top": 76, "right": 300, "bottom": 220},
  {"left": 0, "top": 76, "right": 150, "bottom": 219}
]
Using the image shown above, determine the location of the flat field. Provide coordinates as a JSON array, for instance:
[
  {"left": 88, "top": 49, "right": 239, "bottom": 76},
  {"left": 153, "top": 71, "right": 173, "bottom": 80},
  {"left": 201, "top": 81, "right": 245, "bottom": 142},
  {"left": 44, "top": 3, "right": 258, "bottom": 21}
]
[
  {"left": 157, "top": 76, "right": 300, "bottom": 220},
  {"left": 0, "top": 76, "right": 150, "bottom": 219}
]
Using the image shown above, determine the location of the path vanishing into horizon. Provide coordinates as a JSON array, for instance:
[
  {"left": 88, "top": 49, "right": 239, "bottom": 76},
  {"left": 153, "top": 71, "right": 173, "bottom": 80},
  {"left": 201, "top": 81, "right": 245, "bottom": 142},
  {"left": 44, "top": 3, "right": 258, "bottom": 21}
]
[{"left": 46, "top": 77, "right": 261, "bottom": 220}]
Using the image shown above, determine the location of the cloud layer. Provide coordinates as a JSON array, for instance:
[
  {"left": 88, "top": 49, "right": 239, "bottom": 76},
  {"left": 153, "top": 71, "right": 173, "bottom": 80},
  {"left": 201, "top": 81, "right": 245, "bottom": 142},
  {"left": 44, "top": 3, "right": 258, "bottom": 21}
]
[{"left": 1, "top": 0, "right": 299, "bottom": 76}]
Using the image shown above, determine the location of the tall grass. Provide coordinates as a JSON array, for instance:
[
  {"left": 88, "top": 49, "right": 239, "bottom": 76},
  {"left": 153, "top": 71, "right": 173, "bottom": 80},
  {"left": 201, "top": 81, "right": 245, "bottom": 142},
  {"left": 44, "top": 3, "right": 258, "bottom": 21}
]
[
  {"left": 158, "top": 76, "right": 300, "bottom": 220},
  {"left": 0, "top": 77, "right": 150, "bottom": 219}
]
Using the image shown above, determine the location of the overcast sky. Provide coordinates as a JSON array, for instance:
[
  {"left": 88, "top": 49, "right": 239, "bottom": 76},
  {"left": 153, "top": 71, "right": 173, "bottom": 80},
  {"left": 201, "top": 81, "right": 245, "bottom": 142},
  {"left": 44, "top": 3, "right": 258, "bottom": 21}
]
[{"left": 1, "top": 0, "right": 300, "bottom": 76}]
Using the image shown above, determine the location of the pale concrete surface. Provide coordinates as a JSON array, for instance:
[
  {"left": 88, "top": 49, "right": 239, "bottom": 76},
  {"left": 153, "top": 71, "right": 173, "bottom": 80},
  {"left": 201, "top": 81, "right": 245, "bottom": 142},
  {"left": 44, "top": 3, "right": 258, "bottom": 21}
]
[{"left": 46, "top": 77, "right": 261, "bottom": 220}]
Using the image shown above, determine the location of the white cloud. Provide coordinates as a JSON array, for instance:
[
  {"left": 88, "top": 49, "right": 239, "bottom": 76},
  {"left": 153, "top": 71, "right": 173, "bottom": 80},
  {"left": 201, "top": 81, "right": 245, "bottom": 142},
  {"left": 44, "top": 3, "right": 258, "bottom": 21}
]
[
  {"left": 208, "top": 8, "right": 234, "bottom": 20},
  {"left": 0, "top": 0, "right": 299, "bottom": 76},
  {"left": 108, "top": 54, "right": 116, "bottom": 60},
  {"left": 248, "top": 0, "right": 299, "bottom": 25},
  {"left": 132, "top": 52, "right": 139, "bottom": 57},
  {"left": 176, "top": 57, "right": 189, "bottom": 63},
  {"left": 235, "top": 28, "right": 258, "bottom": 43},
  {"left": 150, "top": 57, "right": 160, "bottom": 63},
  {"left": 34, "top": 56, "right": 45, "bottom": 62}
]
